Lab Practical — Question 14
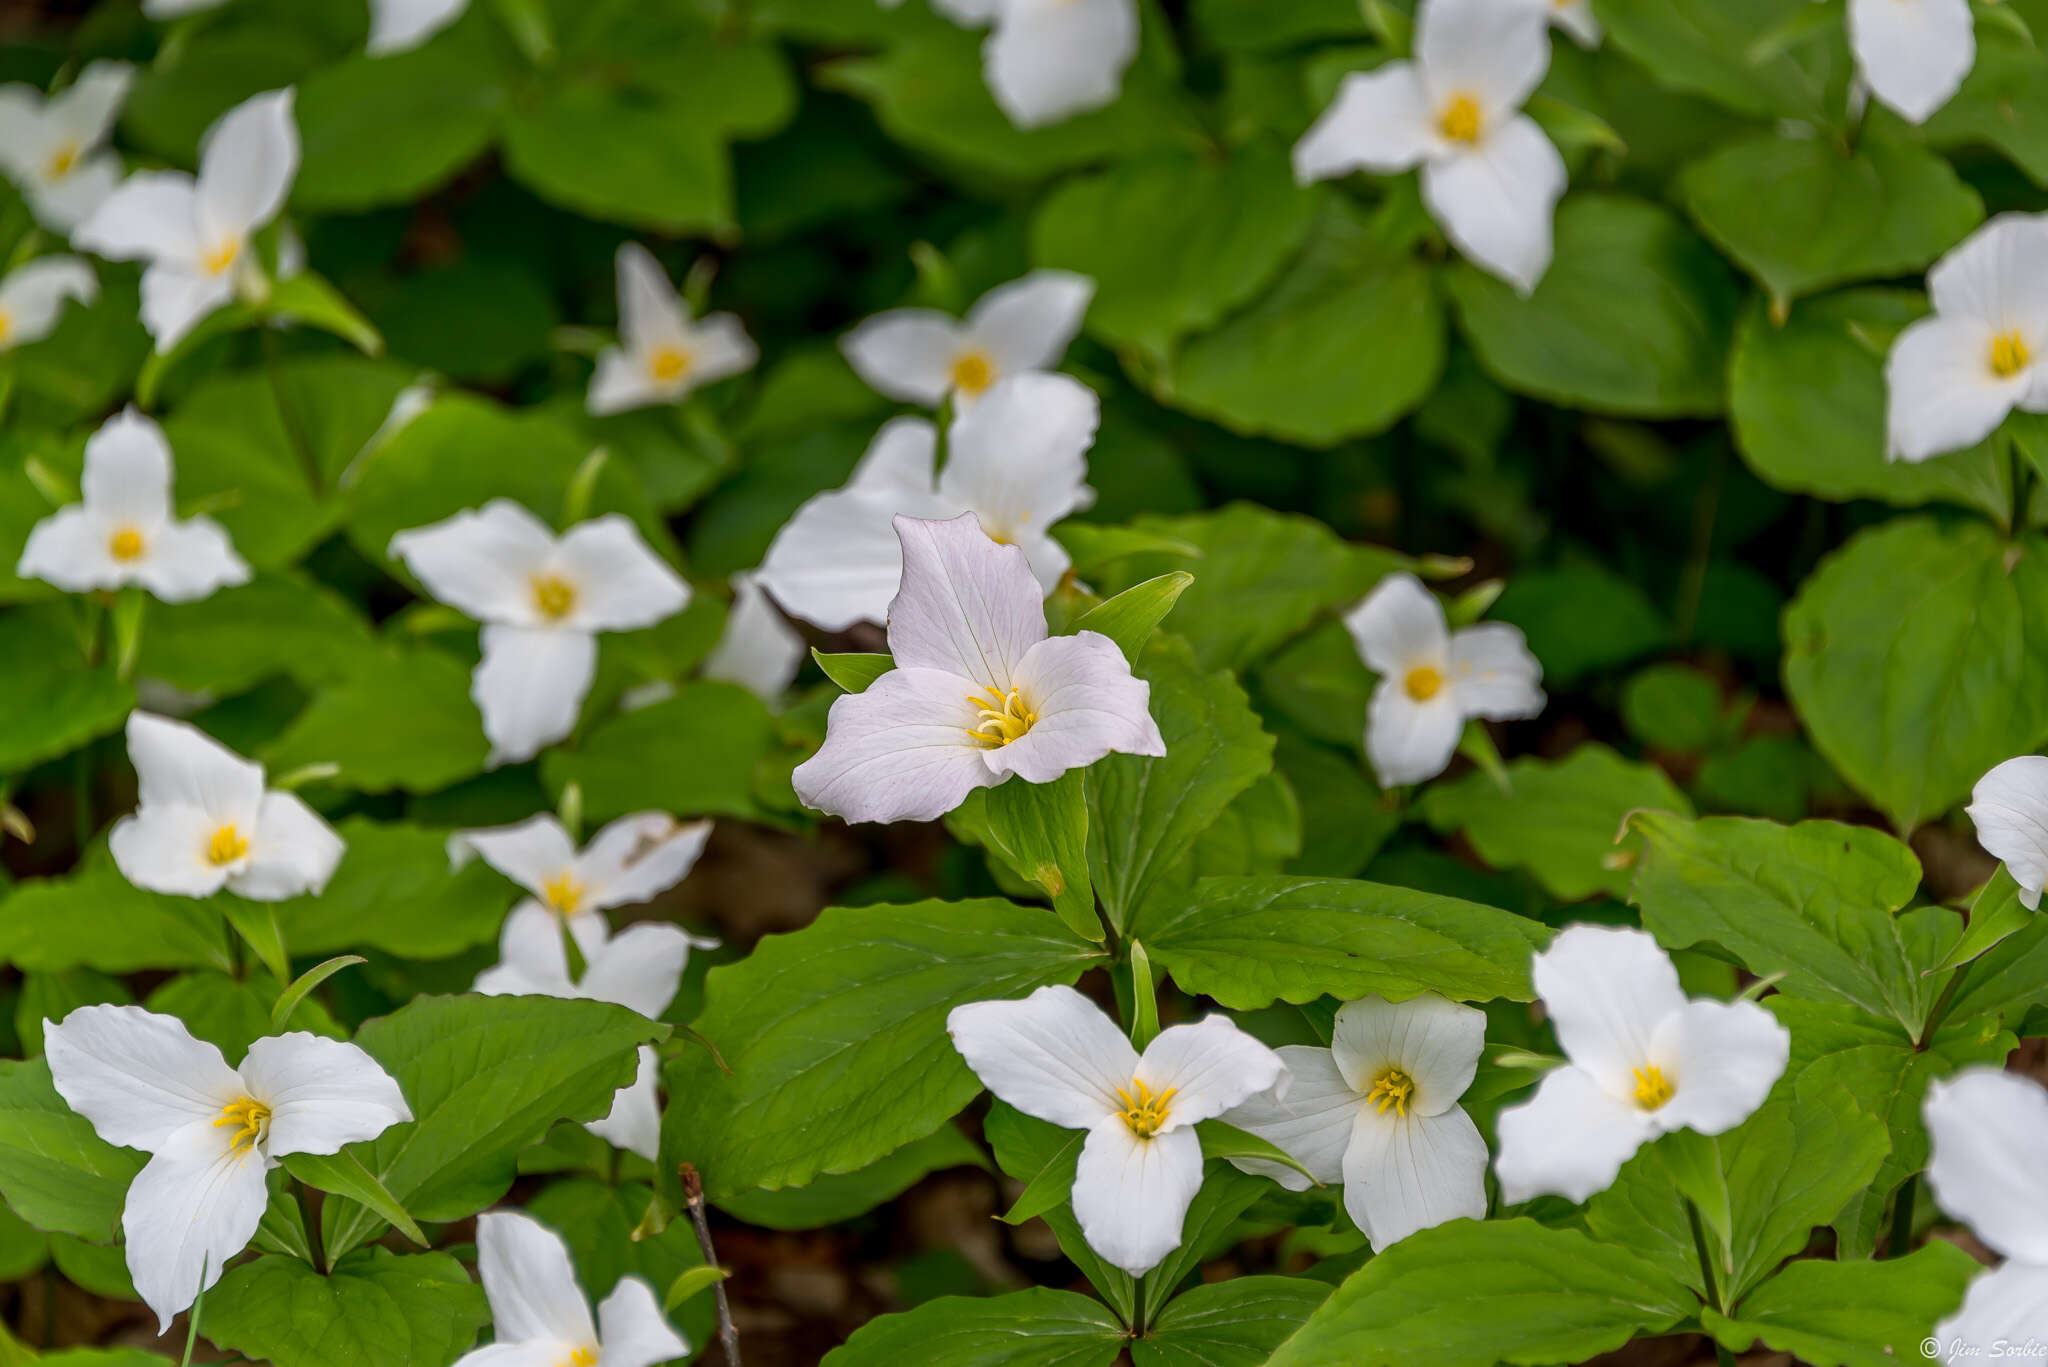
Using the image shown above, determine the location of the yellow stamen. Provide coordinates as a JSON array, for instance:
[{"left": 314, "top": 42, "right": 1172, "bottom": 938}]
[
  {"left": 544, "top": 871, "right": 585, "bottom": 916},
  {"left": 109, "top": 527, "right": 145, "bottom": 561},
  {"left": 966, "top": 685, "right": 1036, "bottom": 747},
  {"left": 950, "top": 349, "right": 995, "bottom": 396},
  {"left": 559, "top": 1350, "right": 598, "bottom": 1367},
  {"left": 207, "top": 823, "right": 249, "bottom": 866},
  {"left": 0, "top": 309, "right": 12, "bottom": 345},
  {"left": 1366, "top": 1066, "right": 1416, "bottom": 1117},
  {"left": 1115, "top": 1078, "right": 1177, "bottom": 1138},
  {"left": 1404, "top": 665, "right": 1444, "bottom": 701},
  {"left": 648, "top": 345, "right": 692, "bottom": 383},
  {"left": 214, "top": 1096, "right": 271, "bottom": 1155},
  {"left": 1439, "top": 94, "right": 1483, "bottom": 144},
  {"left": 45, "top": 141, "right": 78, "bottom": 180},
  {"left": 202, "top": 239, "right": 240, "bottom": 277},
  {"left": 1633, "top": 1065, "right": 1674, "bottom": 1111},
  {"left": 1992, "top": 331, "right": 2031, "bottom": 379},
  {"left": 532, "top": 573, "right": 577, "bottom": 621}
]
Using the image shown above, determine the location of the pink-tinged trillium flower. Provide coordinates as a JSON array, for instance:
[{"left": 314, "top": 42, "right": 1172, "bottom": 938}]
[
  {"left": 387, "top": 500, "right": 690, "bottom": 765},
  {"left": 841, "top": 269, "right": 1093, "bottom": 409},
  {"left": 1225, "top": 994, "right": 1488, "bottom": 1250},
  {"left": 18, "top": 408, "right": 250, "bottom": 603},
  {"left": 792, "top": 513, "right": 1163, "bottom": 825},
  {"left": 1343, "top": 571, "right": 1542, "bottom": 788},
  {"left": 1924, "top": 1069, "right": 2048, "bottom": 1353},
  {"left": 948, "top": 985, "right": 1286, "bottom": 1275},
  {"left": 0, "top": 62, "right": 132, "bottom": 231},
  {"left": 0, "top": 255, "right": 96, "bottom": 351},
  {"left": 1885, "top": 214, "right": 2048, "bottom": 464},
  {"left": 1494, "top": 926, "right": 1789, "bottom": 1203},
  {"left": 109, "top": 712, "right": 344, "bottom": 901},
  {"left": 368, "top": 0, "right": 471, "bottom": 53},
  {"left": 73, "top": 89, "right": 298, "bottom": 351},
  {"left": 1849, "top": 0, "right": 1974, "bottom": 124},
  {"left": 587, "top": 244, "right": 757, "bottom": 417},
  {"left": 1294, "top": 0, "right": 1566, "bottom": 294},
  {"left": 455, "top": 1211, "right": 687, "bottom": 1367},
  {"left": 44, "top": 1004, "right": 410, "bottom": 1331},
  {"left": 757, "top": 372, "right": 1098, "bottom": 631},
  {"left": 1968, "top": 756, "right": 2048, "bottom": 910},
  {"left": 701, "top": 571, "right": 806, "bottom": 702}
]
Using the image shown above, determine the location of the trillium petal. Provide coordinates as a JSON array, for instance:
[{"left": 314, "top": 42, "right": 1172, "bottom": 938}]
[
  {"left": 390, "top": 499, "right": 558, "bottom": 625},
  {"left": 127, "top": 712, "right": 265, "bottom": 826},
  {"left": 584, "top": 1046, "right": 663, "bottom": 1164},
  {"left": 1365, "top": 685, "right": 1464, "bottom": 788},
  {"left": 1929, "top": 213, "right": 2048, "bottom": 329},
  {"left": 49, "top": 62, "right": 134, "bottom": 150},
  {"left": 1417, "top": 0, "right": 1552, "bottom": 119},
  {"left": 702, "top": 573, "right": 806, "bottom": 701},
  {"left": 450, "top": 814, "right": 578, "bottom": 899},
  {"left": 368, "top": 0, "right": 471, "bottom": 53},
  {"left": 43, "top": 1003, "right": 242, "bottom": 1152},
  {"left": 134, "top": 516, "right": 252, "bottom": 603},
  {"left": 614, "top": 242, "right": 688, "bottom": 350},
  {"left": 579, "top": 923, "right": 692, "bottom": 1019},
  {"left": 886, "top": 512, "right": 1046, "bottom": 688},
  {"left": 1420, "top": 116, "right": 1565, "bottom": 296},
  {"left": 983, "top": 0, "right": 1139, "bottom": 130},
  {"left": 683, "top": 313, "right": 758, "bottom": 387},
  {"left": 586, "top": 347, "right": 662, "bottom": 417},
  {"left": 987, "top": 631, "right": 1163, "bottom": 783},
  {"left": 962, "top": 271, "right": 1095, "bottom": 375},
  {"left": 548, "top": 516, "right": 690, "bottom": 632},
  {"left": 937, "top": 372, "right": 1098, "bottom": 546},
  {"left": 1135, "top": 1014, "right": 1287, "bottom": 1129},
  {"left": 1849, "top": 0, "right": 1973, "bottom": 124},
  {"left": 18, "top": 506, "right": 127, "bottom": 593},
  {"left": 451, "top": 1343, "right": 567, "bottom": 1367},
  {"left": 596, "top": 1274, "right": 689, "bottom": 1367},
  {"left": 1925, "top": 1068, "right": 2048, "bottom": 1263},
  {"left": 476, "top": 1210, "right": 599, "bottom": 1349},
  {"left": 473, "top": 625, "right": 598, "bottom": 766},
  {"left": 1344, "top": 1103, "right": 1489, "bottom": 1251},
  {"left": 0, "top": 87, "right": 39, "bottom": 181},
  {"left": 1446, "top": 622, "right": 1544, "bottom": 720},
  {"left": 196, "top": 89, "right": 297, "bottom": 243},
  {"left": 110, "top": 805, "right": 232, "bottom": 897},
  {"left": 1968, "top": 756, "right": 2048, "bottom": 910},
  {"left": 1331, "top": 994, "right": 1485, "bottom": 1117},
  {"left": 139, "top": 263, "right": 235, "bottom": 351},
  {"left": 792, "top": 666, "right": 997, "bottom": 823},
  {"left": 1644, "top": 999, "right": 1787, "bottom": 1136},
  {"left": 31, "top": 155, "right": 124, "bottom": 232},
  {"left": 227, "top": 789, "right": 344, "bottom": 900},
  {"left": 239, "top": 1033, "right": 411, "bottom": 1157},
  {"left": 83, "top": 407, "right": 175, "bottom": 527},
  {"left": 1072, "top": 1118, "right": 1203, "bottom": 1275},
  {"left": 1935, "top": 1259, "right": 2048, "bottom": 1356},
  {"left": 585, "top": 817, "right": 713, "bottom": 909},
  {"left": 841, "top": 310, "right": 964, "bottom": 405},
  {"left": 1531, "top": 924, "right": 1685, "bottom": 1094},
  {"left": 1294, "top": 64, "right": 1439, "bottom": 182},
  {"left": 73, "top": 170, "right": 203, "bottom": 265},
  {"left": 1550, "top": 0, "right": 1602, "bottom": 47},
  {"left": 0, "top": 256, "right": 97, "bottom": 347},
  {"left": 1223, "top": 1044, "right": 1358, "bottom": 1190},
  {"left": 476, "top": 900, "right": 578, "bottom": 999},
  {"left": 946, "top": 983, "right": 1138, "bottom": 1130},
  {"left": 122, "top": 1118, "right": 270, "bottom": 1332},
  {"left": 1885, "top": 314, "right": 2024, "bottom": 463},
  {"left": 1344, "top": 573, "right": 1449, "bottom": 677},
  {"left": 1493, "top": 1063, "right": 1654, "bottom": 1203}
]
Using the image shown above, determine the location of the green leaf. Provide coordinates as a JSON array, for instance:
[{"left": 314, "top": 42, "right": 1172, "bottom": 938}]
[
  {"left": 1676, "top": 119, "right": 1981, "bottom": 305},
  {"left": 980, "top": 1104, "right": 1133, "bottom": 1318},
  {"left": 985, "top": 771, "right": 1101, "bottom": 940},
  {"left": 138, "top": 571, "right": 377, "bottom": 695},
  {"left": 269, "top": 819, "right": 518, "bottom": 959},
  {"left": 0, "top": 610, "right": 134, "bottom": 776},
  {"left": 1419, "top": 744, "right": 1693, "bottom": 901},
  {"left": 819, "top": 1287, "right": 1124, "bottom": 1367},
  {"left": 1925, "top": 30, "right": 2048, "bottom": 187},
  {"left": 281, "top": 1148, "right": 426, "bottom": 1249},
  {"left": 262, "top": 273, "right": 385, "bottom": 357},
  {"left": 261, "top": 644, "right": 489, "bottom": 795},
  {"left": 543, "top": 681, "right": 778, "bottom": 825},
  {"left": 1446, "top": 194, "right": 1739, "bottom": 417},
  {"left": 1930, "top": 866, "right": 2032, "bottom": 975},
  {"left": 664, "top": 1265, "right": 728, "bottom": 1315},
  {"left": 663, "top": 898, "right": 1102, "bottom": 1200},
  {"left": 1946, "top": 911, "right": 2048, "bottom": 1026},
  {"left": 1264, "top": 1218, "right": 1694, "bottom": 1367},
  {"left": 997, "top": 1127, "right": 1085, "bottom": 1226},
  {"left": 813, "top": 650, "right": 893, "bottom": 693},
  {"left": 715, "top": 1125, "right": 988, "bottom": 1230},
  {"left": 1489, "top": 565, "right": 1669, "bottom": 687},
  {"left": 1783, "top": 517, "right": 2048, "bottom": 831},
  {"left": 203, "top": 1249, "right": 490, "bottom": 1367},
  {"left": 1068, "top": 572, "right": 1194, "bottom": 662},
  {"left": 1702, "top": 1242, "right": 1980, "bottom": 1367},
  {"left": 1594, "top": 0, "right": 1851, "bottom": 122},
  {"left": 1134, "top": 1277, "right": 1332, "bottom": 1367},
  {"left": 1139, "top": 874, "right": 1548, "bottom": 1009},
  {"left": 146, "top": 972, "right": 303, "bottom": 1059},
  {"left": 0, "top": 870, "right": 232, "bottom": 975},
  {"left": 0, "top": 1057, "right": 141, "bottom": 1241},
  {"left": 1196, "top": 1118, "right": 1320, "bottom": 1185}
]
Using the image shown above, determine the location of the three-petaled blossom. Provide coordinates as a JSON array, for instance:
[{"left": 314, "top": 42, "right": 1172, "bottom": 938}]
[
  {"left": 1849, "top": 0, "right": 1974, "bottom": 125},
  {"left": 701, "top": 571, "right": 806, "bottom": 702},
  {"left": 587, "top": 243, "right": 757, "bottom": 417},
  {"left": 1967, "top": 755, "right": 2048, "bottom": 910},
  {"left": 1924, "top": 1069, "right": 2048, "bottom": 1353},
  {"left": 1225, "top": 994, "right": 1488, "bottom": 1250},
  {"left": 74, "top": 88, "right": 298, "bottom": 351},
  {"left": 1886, "top": 213, "right": 2048, "bottom": 464},
  {"left": 368, "top": 0, "right": 471, "bottom": 53},
  {"left": 109, "top": 712, "right": 344, "bottom": 901},
  {"left": 453, "top": 1211, "right": 687, "bottom": 1367},
  {"left": 757, "top": 372, "right": 1097, "bottom": 630},
  {"left": 842, "top": 269, "right": 1093, "bottom": 409},
  {"left": 1343, "top": 571, "right": 1543, "bottom": 788},
  {"left": 0, "top": 62, "right": 132, "bottom": 231},
  {"left": 792, "top": 513, "right": 1163, "bottom": 825},
  {"left": 1494, "top": 925, "right": 1789, "bottom": 1203},
  {"left": 388, "top": 500, "right": 690, "bottom": 764},
  {"left": 948, "top": 984, "right": 1286, "bottom": 1274},
  {"left": 0, "top": 255, "right": 97, "bottom": 352},
  {"left": 18, "top": 408, "right": 250, "bottom": 602},
  {"left": 1294, "top": 0, "right": 1566, "bottom": 294},
  {"left": 45, "top": 1004, "right": 410, "bottom": 1330}
]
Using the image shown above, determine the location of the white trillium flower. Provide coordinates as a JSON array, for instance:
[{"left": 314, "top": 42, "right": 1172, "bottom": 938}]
[
  {"left": 0, "top": 255, "right": 97, "bottom": 351},
  {"left": 1224, "top": 994, "right": 1488, "bottom": 1251},
  {"left": 1294, "top": 0, "right": 1567, "bottom": 294},
  {"left": 1924, "top": 1069, "right": 2048, "bottom": 1353},
  {"left": 587, "top": 244, "right": 758, "bottom": 417},
  {"left": 387, "top": 500, "right": 690, "bottom": 764},
  {"left": 757, "top": 372, "right": 1098, "bottom": 630},
  {"left": 702, "top": 571, "right": 806, "bottom": 702},
  {"left": 18, "top": 408, "right": 251, "bottom": 602},
  {"left": 841, "top": 269, "right": 1093, "bottom": 409},
  {"left": 792, "top": 512, "right": 1163, "bottom": 825},
  {"left": 142, "top": 0, "right": 228, "bottom": 15},
  {"left": 1848, "top": 0, "right": 1974, "bottom": 125},
  {"left": 44, "top": 1004, "right": 410, "bottom": 1330},
  {"left": 983, "top": 0, "right": 1140, "bottom": 129},
  {"left": 1343, "top": 571, "right": 1543, "bottom": 788},
  {"left": 456, "top": 1211, "right": 687, "bottom": 1367},
  {"left": 74, "top": 88, "right": 297, "bottom": 351},
  {"left": 1969, "top": 756, "right": 2048, "bottom": 910},
  {"left": 109, "top": 712, "right": 345, "bottom": 901},
  {"left": 947, "top": 984, "right": 1286, "bottom": 1275},
  {"left": 1494, "top": 925, "right": 1790, "bottom": 1204},
  {"left": 0, "top": 62, "right": 132, "bottom": 231},
  {"left": 368, "top": 0, "right": 471, "bottom": 53},
  {"left": 1885, "top": 213, "right": 2048, "bottom": 464}
]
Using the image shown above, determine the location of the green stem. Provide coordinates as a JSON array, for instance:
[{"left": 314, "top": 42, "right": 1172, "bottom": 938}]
[
  {"left": 1919, "top": 967, "right": 1965, "bottom": 1048},
  {"left": 180, "top": 1257, "right": 208, "bottom": 1366},
  {"left": 1889, "top": 1174, "right": 1918, "bottom": 1259},
  {"left": 1131, "top": 1273, "right": 1148, "bottom": 1337},
  {"left": 1684, "top": 1197, "right": 1723, "bottom": 1315},
  {"left": 295, "top": 1179, "right": 326, "bottom": 1275}
]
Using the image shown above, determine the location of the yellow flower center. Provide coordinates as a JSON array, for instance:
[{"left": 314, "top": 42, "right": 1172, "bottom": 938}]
[
  {"left": 202, "top": 239, "right": 241, "bottom": 277},
  {"left": 950, "top": 348, "right": 995, "bottom": 396},
  {"left": 45, "top": 141, "right": 79, "bottom": 180},
  {"left": 532, "top": 573, "right": 577, "bottom": 620},
  {"left": 108, "top": 527, "right": 145, "bottom": 561},
  {"left": 967, "top": 685, "right": 1036, "bottom": 747},
  {"left": 559, "top": 1349, "right": 598, "bottom": 1367},
  {"left": 207, "top": 823, "right": 250, "bottom": 866},
  {"left": 544, "top": 871, "right": 585, "bottom": 915},
  {"left": 214, "top": 1096, "right": 271, "bottom": 1155},
  {"left": 0, "top": 308, "right": 12, "bottom": 345},
  {"left": 1992, "top": 331, "right": 2031, "bottom": 379},
  {"left": 1116, "top": 1078, "right": 1177, "bottom": 1138},
  {"left": 1633, "top": 1065, "right": 1674, "bottom": 1111},
  {"left": 1439, "top": 94, "right": 1484, "bottom": 143},
  {"left": 648, "top": 345, "right": 692, "bottom": 383},
  {"left": 1404, "top": 665, "right": 1444, "bottom": 701},
  {"left": 1366, "top": 1066, "right": 1416, "bottom": 1117}
]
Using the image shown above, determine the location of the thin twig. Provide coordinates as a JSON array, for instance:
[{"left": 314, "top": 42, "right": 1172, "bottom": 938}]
[{"left": 680, "top": 1163, "right": 741, "bottom": 1366}]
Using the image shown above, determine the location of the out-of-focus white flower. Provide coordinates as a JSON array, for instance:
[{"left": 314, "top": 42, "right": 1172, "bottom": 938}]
[
  {"left": 142, "top": 0, "right": 228, "bottom": 16},
  {"left": 0, "top": 63, "right": 132, "bottom": 231},
  {"left": 0, "top": 256, "right": 97, "bottom": 350},
  {"left": 454, "top": 1212, "right": 688, "bottom": 1367},
  {"left": 1848, "top": 0, "right": 1974, "bottom": 124},
  {"left": 702, "top": 572, "right": 806, "bottom": 702},
  {"left": 368, "top": 0, "right": 471, "bottom": 54},
  {"left": 74, "top": 88, "right": 299, "bottom": 351},
  {"left": 1968, "top": 756, "right": 2048, "bottom": 910},
  {"left": 1294, "top": 0, "right": 1566, "bottom": 293},
  {"left": 1924, "top": 1069, "right": 2048, "bottom": 1354},
  {"left": 587, "top": 244, "right": 757, "bottom": 416},
  {"left": 1518, "top": 0, "right": 1600, "bottom": 47},
  {"left": 18, "top": 408, "right": 250, "bottom": 602},
  {"left": 757, "top": 372, "right": 1097, "bottom": 630},
  {"left": 449, "top": 811, "right": 713, "bottom": 957},
  {"left": 841, "top": 269, "right": 1093, "bottom": 409}
]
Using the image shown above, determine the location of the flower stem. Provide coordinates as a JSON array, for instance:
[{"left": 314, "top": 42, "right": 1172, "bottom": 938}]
[
  {"left": 1684, "top": 1196, "right": 1723, "bottom": 1314},
  {"left": 1888, "top": 1174, "right": 1918, "bottom": 1259},
  {"left": 296, "top": 1179, "right": 327, "bottom": 1275},
  {"left": 680, "top": 1163, "right": 741, "bottom": 1366}
]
